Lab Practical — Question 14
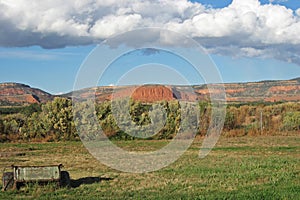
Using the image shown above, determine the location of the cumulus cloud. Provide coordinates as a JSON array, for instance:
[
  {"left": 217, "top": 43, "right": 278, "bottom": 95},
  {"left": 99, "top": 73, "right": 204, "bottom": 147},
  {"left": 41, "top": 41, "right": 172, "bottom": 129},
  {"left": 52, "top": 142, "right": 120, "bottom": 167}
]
[
  {"left": 0, "top": 0, "right": 300, "bottom": 65},
  {"left": 296, "top": 8, "right": 300, "bottom": 16}
]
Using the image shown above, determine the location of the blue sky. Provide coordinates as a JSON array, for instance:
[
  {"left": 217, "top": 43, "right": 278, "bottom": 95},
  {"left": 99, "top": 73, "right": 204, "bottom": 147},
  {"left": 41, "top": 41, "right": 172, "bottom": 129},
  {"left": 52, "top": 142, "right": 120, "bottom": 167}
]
[
  {"left": 194, "top": 0, "right": 299, "bottom": 10},
  {"left": 0, "top": 45, "right": 94, "bottom": 94},
  {"left": 0, "top": 0, "right": 299, "bottom": 94}
]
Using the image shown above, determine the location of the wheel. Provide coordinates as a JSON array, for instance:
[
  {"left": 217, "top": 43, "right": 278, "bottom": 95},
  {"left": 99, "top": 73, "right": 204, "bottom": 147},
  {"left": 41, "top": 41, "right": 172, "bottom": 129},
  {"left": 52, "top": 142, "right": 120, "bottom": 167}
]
[
  {"left": 60, "top": 171, "right": 71, "bottom": 187},
  {"left": 2, "top": 172, "right": 14, "bottom": 191}
]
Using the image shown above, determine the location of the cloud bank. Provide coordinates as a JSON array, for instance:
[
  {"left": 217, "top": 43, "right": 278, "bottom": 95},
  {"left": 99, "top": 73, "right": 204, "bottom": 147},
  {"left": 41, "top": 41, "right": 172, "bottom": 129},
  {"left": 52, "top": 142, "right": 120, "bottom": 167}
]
[{"left": 0, "top": 0, "right": 300, "bottom": 65}]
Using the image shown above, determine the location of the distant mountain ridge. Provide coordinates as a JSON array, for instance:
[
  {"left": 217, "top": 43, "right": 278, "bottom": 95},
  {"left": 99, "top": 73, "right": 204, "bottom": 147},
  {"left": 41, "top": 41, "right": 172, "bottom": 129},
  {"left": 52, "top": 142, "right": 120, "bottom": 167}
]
[
  {"left": 291, "top": 77, "right": 300, "bottom": 83},
  {"left": 69, "top": 78, "right": 300, "bottom": 103},
  {"left": 0, "top": 83, "right": 53, "bottom": 106},
  {"left": 1, "top": 77, "right": 300, "bottom": 106}
]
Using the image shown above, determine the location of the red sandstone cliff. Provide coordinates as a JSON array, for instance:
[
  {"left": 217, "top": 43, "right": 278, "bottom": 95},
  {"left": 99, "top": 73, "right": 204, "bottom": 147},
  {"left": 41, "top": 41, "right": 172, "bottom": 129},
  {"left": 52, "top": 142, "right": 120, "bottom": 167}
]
[
  {"left": 0, "top": 83, "right": 53, "bottom": 106},
  {"left": 1, "top": 77, "right": 300, "bottom": 106}
]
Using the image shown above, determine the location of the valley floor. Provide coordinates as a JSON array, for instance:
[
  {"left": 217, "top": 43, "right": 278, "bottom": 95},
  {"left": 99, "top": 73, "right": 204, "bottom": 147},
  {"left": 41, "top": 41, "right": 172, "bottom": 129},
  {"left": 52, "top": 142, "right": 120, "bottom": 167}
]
[{"left": 0, "top": 135, "right": 299, "bottom": 199}]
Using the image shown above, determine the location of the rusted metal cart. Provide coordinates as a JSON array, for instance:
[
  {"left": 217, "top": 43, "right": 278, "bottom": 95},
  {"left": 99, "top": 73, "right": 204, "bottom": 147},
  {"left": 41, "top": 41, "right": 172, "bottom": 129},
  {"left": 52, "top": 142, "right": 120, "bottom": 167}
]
[{"left": 2, "top": 164, "right": 70, "bottom": 191}]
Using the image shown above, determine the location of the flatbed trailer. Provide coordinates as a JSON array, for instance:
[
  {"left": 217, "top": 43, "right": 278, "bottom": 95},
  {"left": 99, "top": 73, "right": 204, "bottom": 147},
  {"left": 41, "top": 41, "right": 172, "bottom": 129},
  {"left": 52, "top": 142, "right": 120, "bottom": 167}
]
[{"left": 2, "top": 164, "right": 69, "bottom": 191}]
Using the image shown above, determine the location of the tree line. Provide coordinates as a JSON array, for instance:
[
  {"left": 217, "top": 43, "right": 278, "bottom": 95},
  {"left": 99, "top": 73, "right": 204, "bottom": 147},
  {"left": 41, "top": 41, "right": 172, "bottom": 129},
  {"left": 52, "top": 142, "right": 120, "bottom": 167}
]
[{"left": 0, "top": 97, "right": 299, "bottom": 142}]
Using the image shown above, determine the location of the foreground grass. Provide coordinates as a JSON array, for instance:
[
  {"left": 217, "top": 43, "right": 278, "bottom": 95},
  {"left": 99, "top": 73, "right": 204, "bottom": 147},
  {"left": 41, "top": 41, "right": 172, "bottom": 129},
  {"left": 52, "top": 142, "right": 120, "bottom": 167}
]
[{"left": 0, "top": 135, "right": 299, "bottom": 199}]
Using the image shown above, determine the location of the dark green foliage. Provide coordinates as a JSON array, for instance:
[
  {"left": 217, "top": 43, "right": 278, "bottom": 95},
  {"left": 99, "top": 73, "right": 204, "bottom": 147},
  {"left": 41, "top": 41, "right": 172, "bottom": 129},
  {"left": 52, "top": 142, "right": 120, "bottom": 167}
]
[
  {"left": 224, "top": 109, "right": 236, "bottom": 130},
  {"left": 0, "top": 104, "right": 41, "bottom": 116},
  {"left": 22, "top": 112, "right": 49, "bottom": 139},
  {"left": 129, "top": 100, "right": 151, "bottom": 126},
  {"left": 42, "top": 97, "right": 77, "bottom": 141},
  {"left": 0, "top": 106, "right": 22, "bottom": 115},
  {"left": 198, "top": 101, "right": 211, "bottom": 136},
  {"left": 96, "top": 100, "right": 181, "bottom": 140},
  {"left": 21, "top": 103, "right": 42, "bottom": 116},
  {"left": 0, "top": 99, "right": 299, "bottom": 142},
  {"left": 0, "top": 118, "right": 7, "bottom": 142},
  {"left": 96, "top": 101, "right": 111, "bottom": 121},
  {"left": 282, "top": 111, "right": 300, "bottom": 131},
  {"left": 2, "top": 113, "right": 25, "bottom": 134}
]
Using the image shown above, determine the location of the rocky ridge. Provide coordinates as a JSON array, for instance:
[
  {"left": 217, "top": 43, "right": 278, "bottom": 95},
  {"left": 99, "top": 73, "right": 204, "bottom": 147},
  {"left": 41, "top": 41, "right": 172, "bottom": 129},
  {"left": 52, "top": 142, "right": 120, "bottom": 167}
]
[{"left": 1, "top": 77, "right": 300, "bottom": 106}]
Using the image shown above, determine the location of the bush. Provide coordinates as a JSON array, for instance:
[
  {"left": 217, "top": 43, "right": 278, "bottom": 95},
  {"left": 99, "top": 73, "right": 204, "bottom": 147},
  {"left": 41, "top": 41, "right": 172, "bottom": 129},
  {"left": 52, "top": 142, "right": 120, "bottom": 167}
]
[{"left": 282, "top": 112, "right": 300, "bottom": 131}]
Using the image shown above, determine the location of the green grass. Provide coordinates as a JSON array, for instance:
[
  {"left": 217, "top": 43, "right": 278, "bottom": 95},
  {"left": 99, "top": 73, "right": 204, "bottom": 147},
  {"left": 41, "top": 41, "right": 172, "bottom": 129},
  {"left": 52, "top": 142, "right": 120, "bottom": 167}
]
[{"left": 0, "top": 136, "right": 299, "bottom": 199}]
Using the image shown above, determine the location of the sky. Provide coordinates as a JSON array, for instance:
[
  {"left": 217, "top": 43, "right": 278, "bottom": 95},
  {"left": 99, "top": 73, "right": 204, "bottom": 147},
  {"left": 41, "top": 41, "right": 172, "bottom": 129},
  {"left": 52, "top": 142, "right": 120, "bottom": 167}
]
[{"left": 0, "top": 0, "right": 300, "bottom": 94}]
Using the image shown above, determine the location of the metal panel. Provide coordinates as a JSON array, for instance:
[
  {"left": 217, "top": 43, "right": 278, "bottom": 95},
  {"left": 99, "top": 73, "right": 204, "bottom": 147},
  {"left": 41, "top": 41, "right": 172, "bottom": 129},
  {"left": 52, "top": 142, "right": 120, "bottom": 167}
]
[{"left": 14, "top": 166, "right": 60, "bottom": 181}]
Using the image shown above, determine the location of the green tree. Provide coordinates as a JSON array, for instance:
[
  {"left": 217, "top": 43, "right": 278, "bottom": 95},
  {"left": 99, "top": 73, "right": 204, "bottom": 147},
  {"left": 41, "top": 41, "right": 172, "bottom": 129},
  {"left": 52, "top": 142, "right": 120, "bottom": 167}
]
[
  {"left": 22, "top": 112, "right": 50, "bottom": 140},
  {"left": 42, "top": 97, "right": 76, "bottom": 140},
  {"left": 282, "top": 111, "right": 300, "bottom": 131},
  {"left": 21, "top": 103, "right": 42, "bottom": 116},
  {"left": 0, "top": 118, "right": 7, "bottom": 142},
  {"left": 224, "top": 109, "right": 237, "bottom": 130}
]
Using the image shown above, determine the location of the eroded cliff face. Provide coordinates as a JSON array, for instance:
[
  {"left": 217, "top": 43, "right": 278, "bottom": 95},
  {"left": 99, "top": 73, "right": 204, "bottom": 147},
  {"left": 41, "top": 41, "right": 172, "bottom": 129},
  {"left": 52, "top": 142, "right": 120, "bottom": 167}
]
[
  {"left": 95, "top": 85, "right": 177, "bottom": 103},
  {"left": 1, "top": 77, "right": 300, "bottom": 106},
  {"left": 1, "top": 94, "right": 40, "bottom": 104},
  {"left": 0, "top": 83, "right": 53, "bottom": 106},
  {"left": 131, "top": 85, "right": 175, "bottom": 102}
]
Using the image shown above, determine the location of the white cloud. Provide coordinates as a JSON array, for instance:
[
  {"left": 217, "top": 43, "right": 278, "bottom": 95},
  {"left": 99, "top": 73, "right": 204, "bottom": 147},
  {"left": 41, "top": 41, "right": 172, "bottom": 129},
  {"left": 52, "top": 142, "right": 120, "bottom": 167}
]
[
  {"left": 90, "top": 14, "right": 142, "bottom": 39},
  {"left": 296, "top": 8, "right": 300, "bottom": 16},
  {"left": 0, "top": 0, "right": 300, "bottom": 65}
]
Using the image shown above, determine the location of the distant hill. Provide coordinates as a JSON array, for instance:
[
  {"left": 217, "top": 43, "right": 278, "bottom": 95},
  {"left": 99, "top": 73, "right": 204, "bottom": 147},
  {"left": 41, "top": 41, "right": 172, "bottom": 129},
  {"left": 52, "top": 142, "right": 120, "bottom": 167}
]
[
  {"left": 0, "top": 83, "right": 53, "bottom": 106},
  {"left": 1, "top": 77, "right": 300, "bottom": 106},
  {"left": 69, "top": 78, "right": 300, "bottom": 103},
  {"left": 291, "top": 77, "right": 300, "bottom": 83}
]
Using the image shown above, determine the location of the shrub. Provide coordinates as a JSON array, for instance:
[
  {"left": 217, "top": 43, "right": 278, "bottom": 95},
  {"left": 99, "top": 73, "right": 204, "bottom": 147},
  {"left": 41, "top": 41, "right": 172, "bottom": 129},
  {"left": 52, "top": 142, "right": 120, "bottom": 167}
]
[{"left": 282, "top": 111, "right": 300, "bottom": 131}]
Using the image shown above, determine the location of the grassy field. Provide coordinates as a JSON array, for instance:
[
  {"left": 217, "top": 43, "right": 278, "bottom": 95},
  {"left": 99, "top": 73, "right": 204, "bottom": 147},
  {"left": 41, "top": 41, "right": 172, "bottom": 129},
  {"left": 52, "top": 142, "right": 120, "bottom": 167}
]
[{"left": 0, "top": 135, "right": 299, "bottom": 199}]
